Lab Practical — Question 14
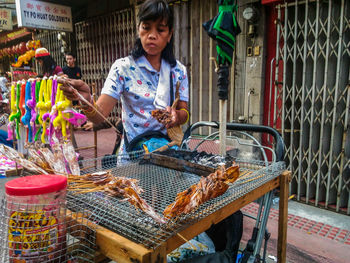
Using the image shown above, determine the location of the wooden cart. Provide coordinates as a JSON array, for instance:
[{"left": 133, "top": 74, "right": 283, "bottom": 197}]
[{"left": 67, "top": 170, "right": 290, "bottom": 263}]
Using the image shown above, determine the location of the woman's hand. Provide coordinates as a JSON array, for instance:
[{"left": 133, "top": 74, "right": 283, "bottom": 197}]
[
  {"left": 58, "top": 78, "right": 92, "bottom": 103},
  {"left": 165, "top": 106, "right": 179, "bottom": 129},
  {"left": 82, "top": 121, "right": 94, "bottom": 131},
  {"left": 165, "top": 101, "right": 189, "bottom": 128}
]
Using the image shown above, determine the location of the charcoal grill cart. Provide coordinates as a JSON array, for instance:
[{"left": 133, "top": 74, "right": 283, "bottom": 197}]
[{"left": 66, "top": 122, "right": 290, "bottom": 263}]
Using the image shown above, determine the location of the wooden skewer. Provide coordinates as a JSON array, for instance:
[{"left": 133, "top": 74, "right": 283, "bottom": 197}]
[
  {"left": 237, "top": 173, "right": 266, "bottom": 185},
  {"left": 176, "top": 233, "right": 197, "bottom": 251},
  {"left": 60, "top": 79, "right": 119, "bottom": 133}
]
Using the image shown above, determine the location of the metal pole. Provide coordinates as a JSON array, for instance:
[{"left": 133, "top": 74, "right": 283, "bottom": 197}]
[
  {"left": 217, "top": 64, "right": 230, "bottom": 156},
  {"left": 290, "top": 1, "right": 298, "bottom": 200},
  {"left": 306, "top": 0, "right": 319, "bottom": 204},
  {"left": 219, "top": 100, "right": 227, "bottom": 155},
  {"left": 298, "top": 0, "right": 309, "bottom": 205},
  {"left": 316, "top": 0, "right": 331, "bottom": 207},
  {"left": 326, "top": 0, "right": 345, "bottom": 208}
]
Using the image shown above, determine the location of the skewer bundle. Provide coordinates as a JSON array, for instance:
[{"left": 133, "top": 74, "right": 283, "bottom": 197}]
[
  {"left": 164, "top": 164, "right": 240, "bottom": 219},
  {"left": 68, "top": 171, "right": 166, "bottom": 224}
]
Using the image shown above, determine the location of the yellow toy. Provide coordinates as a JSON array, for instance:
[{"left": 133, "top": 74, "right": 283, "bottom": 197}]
[
  {"left": 35, "top": 77, "right": 49, "bottom": 143},
  {"left": 12, "top": 49, "right": 36, "bottom": 68},
  {"left": 53, "top": 83, "right": 71, "bottom": 139}
]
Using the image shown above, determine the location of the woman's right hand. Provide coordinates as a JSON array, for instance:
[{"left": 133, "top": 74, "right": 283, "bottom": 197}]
[
  {"left": 58, "top": 78, "right": 92, "bottom": 103},
  {"left": 82, "top": 121, "right": 94, "bottom": 131}
]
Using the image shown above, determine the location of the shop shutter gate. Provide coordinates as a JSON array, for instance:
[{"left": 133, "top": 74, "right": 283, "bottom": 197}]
[
  {"left": 273, "top": 0, "right": 350, "bottom": 214},
  {"left": 75, "top": 8, "right": 136, "bottom": 121}
]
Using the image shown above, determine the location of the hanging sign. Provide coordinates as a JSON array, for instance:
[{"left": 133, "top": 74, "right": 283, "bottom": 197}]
[
  {"left": 0, "top": 8, "right": 13, "bottom": 30},
  {"left": 15, "top": 0, "right": 73, "bottom": 32}
]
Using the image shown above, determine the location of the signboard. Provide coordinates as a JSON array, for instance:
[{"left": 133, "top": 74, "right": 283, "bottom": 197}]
[
  {"left": 0, "top": 8, "right": 13, "bottom": 30},
  {"left": 15, "top": 0, "right": 73, "bottom": 32},
  {"left": 0, "top": 28, "right": 31, "bottom": 44}
]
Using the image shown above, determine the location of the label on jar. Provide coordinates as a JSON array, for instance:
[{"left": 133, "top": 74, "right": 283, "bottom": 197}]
[{"left": 8, "top": 210, "right": 59, "bottom": 260}]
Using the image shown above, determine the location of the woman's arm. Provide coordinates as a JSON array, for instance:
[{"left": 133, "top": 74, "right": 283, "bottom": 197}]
[
  {"left": 59, "top": 79, "right": 117, "bottom": 125},
  {"left": 86, "top": 94, "right": 118, "bottom": 124}
]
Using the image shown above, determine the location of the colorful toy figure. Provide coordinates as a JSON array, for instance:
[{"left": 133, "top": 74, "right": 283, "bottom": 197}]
[
  {"left": 27, "top": 79, "right": 38, "bottom": 142},
  {"left": 9, "top": 82, "right": 22, "bottom": 139},
  {"left": 21, "top": 80, "right": 32, "bottom": 142},
  {"left": 36, "top": 77, "right": 48, "bottom": 143},
  {"left": 8, "top": 75, "right": 85, "bottom": 144},
  {"left": 7, "top": 83, "right": 17, "bottom": 140},
  {"left": 48, "top": 78, "right": 58, "bottom": 145},
  {"left": 53, "top": 83, "right": 71, "bottom": 139}
]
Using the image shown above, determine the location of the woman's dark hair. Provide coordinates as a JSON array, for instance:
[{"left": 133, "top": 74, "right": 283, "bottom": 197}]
[
  {"left": 37, "top": 55, "right": 57, "bottom": 75},
  {"left": 131, "top": 0, "right": 176, "bottom": 67}
]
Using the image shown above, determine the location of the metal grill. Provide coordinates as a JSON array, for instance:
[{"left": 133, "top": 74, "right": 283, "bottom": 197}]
[
  {"left": 273, "top": 0, "right": 350, "bottom": 214},
  {"left": 67, "top": 155, "right": 285, "bottom": 250}
]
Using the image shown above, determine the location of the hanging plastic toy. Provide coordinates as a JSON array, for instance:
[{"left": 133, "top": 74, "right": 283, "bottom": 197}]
[
  {"left": 34, "top": 79, "right": 42, "bottom": 142},
  {"left": 21, "top": 80, "right": 32, "bottom": 142},
  {"left": 7, "top": 83, "right": 17, "bottom": 140},
  {"left": 36, "top": 77, "right": 48, "bottom": 143},
  {"left": 9, "top": 81, "right": 22, "bottom": 139},
  {"left": 27, "top": 79, "right": 37, "bottom": 142},
  {"left": 19, "top": 80, "right": 26, "bottom": 119},
  {"left": 48, "top": 77, "right": 58, "bottom": 145},
  {"left": 53, "top": 83, "right": 71, "bottom": 139}
]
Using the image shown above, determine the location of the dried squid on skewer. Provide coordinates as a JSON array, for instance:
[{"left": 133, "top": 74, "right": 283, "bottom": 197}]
[
  {"left": 164, "top": 163, "right": 240, "bottom": 218},
  {"left": 62, "top": 140, "right": 80, "bottom": 175},
  {"left": 27, "top": 145, "right": 51, "bottom": 171},
  {"left": 68, "top": 172, "right": 166, "bottom": 224},
  {"left": 0, "top": 144, "right": 48, "bottom": 174},
  {"left": 105, "top": 177, "right": 166, "bottom": 223}
]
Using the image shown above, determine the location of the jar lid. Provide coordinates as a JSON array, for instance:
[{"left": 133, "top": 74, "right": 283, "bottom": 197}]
[{"left": 5, "top": 174, "right": 67, "bottom": 196}]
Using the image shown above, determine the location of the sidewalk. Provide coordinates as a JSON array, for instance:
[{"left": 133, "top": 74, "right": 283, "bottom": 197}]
[{"left": 241, "top": 201, "right": 350, "bottom": 263}]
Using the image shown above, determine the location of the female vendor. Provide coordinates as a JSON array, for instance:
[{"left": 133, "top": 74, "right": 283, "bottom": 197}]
[
  {"left": 60, "top": 1, "right": 243, "bottom": 261},
  {"left": 60, "top": 0, "right": 189, "bottom": 157}
]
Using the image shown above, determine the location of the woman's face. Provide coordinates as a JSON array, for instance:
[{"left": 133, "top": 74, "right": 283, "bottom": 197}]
[
  {"left": 37, "top": 59, "right": 43, "bottom": 65},
  {"left": 138, "top": 18, "right": 172, "bottom": 57}
]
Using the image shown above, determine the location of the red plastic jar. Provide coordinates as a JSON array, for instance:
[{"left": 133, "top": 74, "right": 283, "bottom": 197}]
[{"left": 5, "top": 174, "right": 67, "bottom": 262}]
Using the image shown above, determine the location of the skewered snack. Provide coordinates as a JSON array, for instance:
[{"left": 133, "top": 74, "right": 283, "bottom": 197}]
[
  {"left": 163, "top": 163, "right": 240, "bottom": 218},
  {"left": 39, "top": 147, "right": 66, "bottom": 175},
  {"left": 27, "top": 145, "right": 51, "bottom": 171},
  {"left": 68, "top": 172, "right": 166, "bottom": 224},
  {"left": 105, "top": 177, "right": 142, "bottom": 197},
  {"left": 82, "top": 171, "right": 114, "bottom": 185},
  {"left": 61, "top": 140, "right": 80, "bottom": 175},
  {"left": 151, "top": 109, "right": 172, "bottom": 126},
  {"left": 0, "top": 144, "right": 48, "bottom": 174},
  {"left": 121, "top": 186, "right": 166, "bottom": 224}
]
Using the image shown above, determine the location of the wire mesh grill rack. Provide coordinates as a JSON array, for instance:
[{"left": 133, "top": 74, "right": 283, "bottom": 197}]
[
  {"left": 67, "top": 154, "right": 285, "bottom": 250},
  {"left": 0, "top": 194, "right": 96, "bottom": 263}
]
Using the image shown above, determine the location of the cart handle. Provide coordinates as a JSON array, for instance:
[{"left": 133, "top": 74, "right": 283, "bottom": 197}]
[{"left": 183, "top": 121, "right": 285, "bottom": 162}]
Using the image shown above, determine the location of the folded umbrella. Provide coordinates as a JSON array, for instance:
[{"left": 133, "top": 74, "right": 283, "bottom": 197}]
[
  {"left": 203, "top": 0, "right": 241, "bottom": 155},
  {"left": 203, "top": 0, "right": 241, "bottom": 66}
]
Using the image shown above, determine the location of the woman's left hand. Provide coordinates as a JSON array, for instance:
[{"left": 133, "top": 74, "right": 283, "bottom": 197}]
[{"left": 165, "top": 106, "right": 179, "bottom": 129}]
